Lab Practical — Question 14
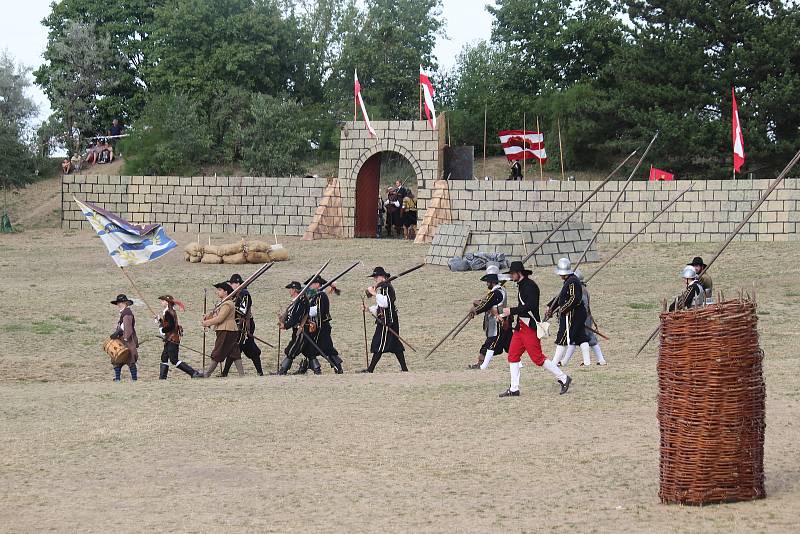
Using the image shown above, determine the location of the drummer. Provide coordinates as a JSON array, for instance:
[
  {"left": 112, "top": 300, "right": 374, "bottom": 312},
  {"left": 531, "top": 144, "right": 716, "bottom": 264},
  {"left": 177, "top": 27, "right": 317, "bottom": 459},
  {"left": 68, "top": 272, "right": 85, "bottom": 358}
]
[{"left": 110, "top": 294, "right": 139, "bottom": 381}]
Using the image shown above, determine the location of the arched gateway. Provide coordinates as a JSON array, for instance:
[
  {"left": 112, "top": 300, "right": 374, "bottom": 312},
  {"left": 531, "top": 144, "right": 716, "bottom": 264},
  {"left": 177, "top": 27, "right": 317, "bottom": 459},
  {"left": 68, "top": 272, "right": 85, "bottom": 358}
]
[{"left": 337, "top": 120, "right": 442, "bottom": 238}]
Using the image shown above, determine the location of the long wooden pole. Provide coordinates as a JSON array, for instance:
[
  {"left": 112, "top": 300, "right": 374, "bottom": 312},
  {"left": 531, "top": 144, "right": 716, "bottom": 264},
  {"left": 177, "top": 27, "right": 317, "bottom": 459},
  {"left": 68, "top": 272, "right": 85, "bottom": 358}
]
[
  {"left": 520, "top": 150, "right": 638, "bottom": 265},
  {"left": 523, "top": 112, "right": 527, "bottom": 179},
  {"left": 483, "top": 103, "right": 488, "bottom": 179},
  {"left": 419, "top": 84, "right": 422, "bottom": 121},
  {"left": 584, "top": 183, "right": 695, "bottom": 284},
  {"left": 119, "top": 267, "right": 158, "bottom": 317},
  {"left": 557, "top": 116, "right": 565, "bottom": 181},
  {"left": 572, "top": 131, "right": 659, "bottom": 272},
  {"left": 426, "top": 312, "right": 472, "bottom": 358},
  {"left": 202, "top": 288, "right": 207, "bottom": 371},
  {"left": 361, "top": 296, "right": 370, "bottom": 368},
  {"left": 636, "top": 145, "right": 800, "bottom": 357},
  {"left": 536, "top": 116, "right": 543, "bottom": 181}
]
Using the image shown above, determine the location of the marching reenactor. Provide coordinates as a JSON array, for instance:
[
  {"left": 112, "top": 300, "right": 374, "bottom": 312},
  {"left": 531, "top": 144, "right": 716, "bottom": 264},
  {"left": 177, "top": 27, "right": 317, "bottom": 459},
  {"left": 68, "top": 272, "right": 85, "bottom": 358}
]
[
  {"left": 276, "top": 281, "right": 319, "bottom": 375},
  {"left": 156, "top": 295, "right": 203, "bottom": 379},
  {"left": 557, "top": 270, "right": 607, "bottom": 367},
  {"left": 302, "top": 275, "right": 344, "bottom": 374},
  {"left": 689, "top": 256, "right": 713, "bottom": 299},
  {"left": 109, "top": 294, "right": 138, "bottom": 381},
  {"left": 360, "top": 266, "right": 408, "bottom": 373},
  {"left": 499, "top": 261, "right": 571, "bottom": 397},
  {"left": 669, "top": 266, "right": 706, "bottom": 311},
  {"left": 468, "top": 271, "right": 511, "bottom": 370},
  {"left": 221, "top": 274, "right": 264, "bottom": 376},
  {"left": 201, "top": 282, "right": 244, "bottom": 377},
  {"left": 548, "top": 258, "right": 593, "bottom": 369}
]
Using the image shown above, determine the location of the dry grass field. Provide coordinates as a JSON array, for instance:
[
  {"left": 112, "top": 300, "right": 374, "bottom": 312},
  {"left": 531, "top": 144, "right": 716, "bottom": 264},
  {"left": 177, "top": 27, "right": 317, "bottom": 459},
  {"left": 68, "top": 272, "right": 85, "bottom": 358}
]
[{"left": 1, "top": 222, "right": 799, "bottom": 532}]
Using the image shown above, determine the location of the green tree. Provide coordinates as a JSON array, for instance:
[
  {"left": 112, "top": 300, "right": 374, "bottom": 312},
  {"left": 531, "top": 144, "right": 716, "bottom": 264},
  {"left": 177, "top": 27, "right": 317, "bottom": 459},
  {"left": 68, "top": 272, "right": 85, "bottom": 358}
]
[
  {"left": 241, "top": 93, "right": 312, "bottom": 176},
  {"left": 37, "top": 0, "right": 160, "bottom": 124},
  {"left": 121, "top": 93, "right": 212, "bottom": 176},
  {"left": 331, "top": 0, "right": 444, "bottom": 119},
  {"left": 34, "top": 20, "right": 122, "bottom": 153}
]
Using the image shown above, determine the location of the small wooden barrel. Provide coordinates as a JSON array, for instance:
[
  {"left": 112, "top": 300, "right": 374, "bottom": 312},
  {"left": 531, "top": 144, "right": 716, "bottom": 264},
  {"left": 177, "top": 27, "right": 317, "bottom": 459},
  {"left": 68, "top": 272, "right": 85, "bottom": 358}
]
[
  {"left": 657, "top": 298, "right": 766, "bottom": 505},
  {"left": 103, "top": 338, "right": 131, "bottom": 366}
]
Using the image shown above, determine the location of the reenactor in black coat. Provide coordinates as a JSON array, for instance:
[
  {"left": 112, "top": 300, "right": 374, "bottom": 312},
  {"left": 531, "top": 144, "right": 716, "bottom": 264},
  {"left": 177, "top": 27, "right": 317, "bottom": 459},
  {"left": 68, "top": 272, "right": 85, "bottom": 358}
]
[
  {"left": 276, "top": 281, "right": 315, "bottom": 375},
  {"left": 360, "top": 266, "right": 408, "bottom": 373},
  {"left": 547, "top": 258, "right": 592, "bottom": 368},
  {"left": 293, "top": 275, "right": 345, "bottom": 375}
]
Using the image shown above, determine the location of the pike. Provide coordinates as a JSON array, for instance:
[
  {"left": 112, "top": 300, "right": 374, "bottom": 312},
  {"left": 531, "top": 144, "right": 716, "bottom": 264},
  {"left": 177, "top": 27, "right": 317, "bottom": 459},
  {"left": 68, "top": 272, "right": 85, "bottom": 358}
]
[
  {"left": 520, "top": 150, "right": 638, "bottom": 265},
  {"left": 251, "top": 334, "right": 275, "bottom": 349},
  {"left": 584, "top": 183, "right": 695, "bottom": 284},
  {"left": 202, "top": 288, "right": 207, "bottom": 370},
  {"left": 636, "top": 145, "right": 800, "bottom": 356},
  {"left": 361, "top": 296, "right": 370, "bottom": 367},
  {"left": 367, "top": 262, "right": 425, "bottom": 296},
  {"left": 573, "top": 131, "right": 659, "bottom": 272},
  {"left": 317, "top": 261, "right": 360, "bottom": 292},
  {"left": 426, "top": 312, "right": 472, "bottom": 358}
]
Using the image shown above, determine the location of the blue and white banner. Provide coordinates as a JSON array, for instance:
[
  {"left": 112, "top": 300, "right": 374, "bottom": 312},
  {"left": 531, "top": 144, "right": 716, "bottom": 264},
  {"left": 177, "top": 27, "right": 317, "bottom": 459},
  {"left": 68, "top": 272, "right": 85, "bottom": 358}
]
[{"left": 74, "top": 197, "right": 177, "bottom": 267}]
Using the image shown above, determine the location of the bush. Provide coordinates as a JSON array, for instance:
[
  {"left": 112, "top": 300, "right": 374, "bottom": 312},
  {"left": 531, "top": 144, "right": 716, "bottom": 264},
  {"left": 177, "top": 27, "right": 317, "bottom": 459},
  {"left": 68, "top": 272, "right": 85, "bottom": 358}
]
[
  {"left": 241, "top": 93, "right": 312, "bottom": 176},
  {"left": 121, "top": 93, "right": 211, "bottom": 175}
]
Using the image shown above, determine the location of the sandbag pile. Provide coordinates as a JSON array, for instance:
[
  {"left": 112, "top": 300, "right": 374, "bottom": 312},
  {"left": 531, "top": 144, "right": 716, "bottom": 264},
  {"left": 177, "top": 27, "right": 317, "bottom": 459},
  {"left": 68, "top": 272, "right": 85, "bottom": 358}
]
[
  {"left": 184, "top": 240, "right": 289, "bottom": 265},
  {"left": 447, "top": 252, "right": 508, "bottom": 272}
]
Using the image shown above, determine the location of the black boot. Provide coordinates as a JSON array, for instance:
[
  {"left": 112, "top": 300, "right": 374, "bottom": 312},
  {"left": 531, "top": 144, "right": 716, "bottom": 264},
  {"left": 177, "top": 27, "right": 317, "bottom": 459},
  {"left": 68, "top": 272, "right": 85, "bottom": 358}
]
[
  {"left": 177, "top": 361, "right": 198, "bottom": 377},
  {"left": 130, "top": 364, "right": 138, "bottom": 381},
  {"left": 367, "top": 353, "right": 382, "bottom": 373},
  {"left": 277, "top": 356, "right": 293, "bottom": 375},
  {"left": 220, "top": 358, "right": 233, "bottom": 377},
  {"left": 251, "top": 355, "right": 264, "bottom": 376},
  {"left": 159, "top": 363, "right": 169, "bottom": 380},
  {"left": 292, "top": 357, "right": 309, "bottom": 375},
  {"left": 309, "top": 357, "right": 322, "bottom": 375}
]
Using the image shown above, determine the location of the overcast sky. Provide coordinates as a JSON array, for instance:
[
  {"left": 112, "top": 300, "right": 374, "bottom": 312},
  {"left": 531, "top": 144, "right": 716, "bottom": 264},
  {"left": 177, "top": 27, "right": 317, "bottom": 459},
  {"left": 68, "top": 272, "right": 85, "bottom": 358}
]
[{"left": 0, "top": 0, "right": 495, "bottom": 126}]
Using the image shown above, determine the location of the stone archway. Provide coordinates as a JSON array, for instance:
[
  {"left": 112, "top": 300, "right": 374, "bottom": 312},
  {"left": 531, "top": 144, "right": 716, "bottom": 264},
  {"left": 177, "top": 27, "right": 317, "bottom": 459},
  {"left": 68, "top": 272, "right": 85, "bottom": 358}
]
[
  {"left": 354, "top": 150, "right": 420, "bottom": 237},
  {"left": 337, "top": 120, "right": 441, "bottom": 237}
]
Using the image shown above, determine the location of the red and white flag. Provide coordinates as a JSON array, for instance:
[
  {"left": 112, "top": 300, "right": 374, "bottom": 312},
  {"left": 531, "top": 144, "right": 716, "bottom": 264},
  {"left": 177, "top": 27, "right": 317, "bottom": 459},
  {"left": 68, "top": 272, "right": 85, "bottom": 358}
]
[
  {"left": 354, "top": 69, "right": 376, "bottom": 138},
  {"left": 649, "top": 166, "right": 674, "bottom": 181},
  {"left": 419, "top": 66, "right": 437, "bottom": 129},
  {"left": 498, "top": 130, "right": 547, "bottom": 162},
  {"left": 732, "top": 88, "right": 745, "bottom": 172}
]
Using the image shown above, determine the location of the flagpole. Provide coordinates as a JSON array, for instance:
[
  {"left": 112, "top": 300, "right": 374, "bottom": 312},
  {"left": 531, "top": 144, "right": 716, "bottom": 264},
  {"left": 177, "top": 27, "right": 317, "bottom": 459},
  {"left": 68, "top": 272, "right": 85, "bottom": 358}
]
[
  {"left": 523, "top": 112, "right": 527, "bottom": 179},
  {"left": 557, "top": 115, "right": 565, "bottom": 181},
  {"left": 419, "top": 84, "right": 422, "bottom": 121},
  {"left": 119, "top": 267, "right": 158, "bottom": 318},
  {"left": 536, "top": 115, "right": 544, "bottom": 181},
  {"left": 483, "top": 103, "right": 487, "bottom": 179}
]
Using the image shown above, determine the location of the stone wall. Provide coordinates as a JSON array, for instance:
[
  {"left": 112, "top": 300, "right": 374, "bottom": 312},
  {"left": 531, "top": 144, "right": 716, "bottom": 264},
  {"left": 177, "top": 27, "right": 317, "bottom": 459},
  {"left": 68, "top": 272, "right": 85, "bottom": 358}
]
[
  {"left": 416, "top": 178, "right": 800, "bottom": 243},
  {"left": 62, "top": 174, "right": 328, "bottom": 236}
]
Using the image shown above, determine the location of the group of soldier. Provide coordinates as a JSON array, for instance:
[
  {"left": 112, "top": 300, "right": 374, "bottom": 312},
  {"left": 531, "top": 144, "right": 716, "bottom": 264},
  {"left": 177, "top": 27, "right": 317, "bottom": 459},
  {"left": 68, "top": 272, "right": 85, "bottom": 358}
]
[
  {"left": 378, "top": 180, "right": 418, "bottom": 239},
  {"left": 108, "top": 253, "right": 712, "bottom": 398}
]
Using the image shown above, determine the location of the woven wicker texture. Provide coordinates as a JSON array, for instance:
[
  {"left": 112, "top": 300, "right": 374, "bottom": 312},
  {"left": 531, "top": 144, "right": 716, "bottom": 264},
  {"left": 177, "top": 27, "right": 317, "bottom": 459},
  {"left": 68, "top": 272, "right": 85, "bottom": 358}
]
[{"left": 657, "top": 298, "right": 766, "bottom": 505}]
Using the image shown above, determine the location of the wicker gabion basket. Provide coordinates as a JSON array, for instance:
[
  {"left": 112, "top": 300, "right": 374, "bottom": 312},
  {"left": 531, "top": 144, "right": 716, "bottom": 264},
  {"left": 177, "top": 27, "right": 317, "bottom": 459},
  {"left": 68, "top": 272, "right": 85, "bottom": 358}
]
[{"left": 657, "top": 297, "right": 766, "bottom": 505}]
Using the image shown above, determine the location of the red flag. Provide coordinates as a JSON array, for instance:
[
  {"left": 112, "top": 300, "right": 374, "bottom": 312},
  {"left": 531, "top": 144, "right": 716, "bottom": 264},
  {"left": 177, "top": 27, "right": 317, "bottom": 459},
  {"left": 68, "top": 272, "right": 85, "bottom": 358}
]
[
  {"left": 419, "top": 66, "right": 437, "bottom": 129},
  {"left": 498, "top": 130, "right": 547, "bottom": 162},
  {"left": 354, "top": 70, "right": 376, "bottom": 138},
  {"left": 649, "top": 166, "right": 674, "bottom": 181},
  {"left": 732, "top": 88, "right": 745, "bottom": 172}
]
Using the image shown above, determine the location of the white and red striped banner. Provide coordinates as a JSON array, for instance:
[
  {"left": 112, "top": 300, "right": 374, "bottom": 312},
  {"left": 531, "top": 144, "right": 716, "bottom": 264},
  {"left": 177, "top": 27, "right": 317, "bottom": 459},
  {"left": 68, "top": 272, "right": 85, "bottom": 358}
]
[
  {"left": 354, "top": 69, "right": 376, "bottom": 138},
  {"left": 419, "top": 66, "right": 437, "bottom": 129},
  {"left": 732, "top": 88, "right": 745, "bottom": 172},
  {"left": 498, "top": 130, "right": 547, "bottom": 162}
]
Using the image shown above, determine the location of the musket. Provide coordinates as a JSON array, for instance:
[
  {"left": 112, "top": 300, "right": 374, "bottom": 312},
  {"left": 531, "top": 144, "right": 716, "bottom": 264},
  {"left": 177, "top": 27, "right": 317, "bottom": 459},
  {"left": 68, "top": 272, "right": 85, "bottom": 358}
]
[
  {"left": 584, "top": 183, "right": 695, "bottom": 284},
  {"left": 573, "top": 131, "right": 659, "bottom": 272},
  {"left": 636, "top": 145, "right": 800, "bottom": 356},
  {"left": 370, "top": 312, "right": 417, "bottom": 352},
  {"left": 279, "top": 260, "right": 331, "bottom": 323},
  {"left": 317, "top": 261, "right": 360, "bottom": 293},
  {"left": 520, "top": 150, "right": 638, "bottom": 265},
  {"left": 451, "top": 314, "right": 475, "bottom": 340},
  {"left": 210, "top": 261, "right": 274, "bottom": 313},
  {"left": 426, "top": 312, "right": 472, "bottom": 358},
  {"left": 366, "top": 262, "right": 425, "bottom": 297}
]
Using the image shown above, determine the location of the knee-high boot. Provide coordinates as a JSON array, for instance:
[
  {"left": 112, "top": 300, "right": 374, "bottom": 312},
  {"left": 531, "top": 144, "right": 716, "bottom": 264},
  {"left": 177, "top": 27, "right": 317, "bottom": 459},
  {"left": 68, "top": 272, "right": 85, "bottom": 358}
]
[
  {"left": 177, "top": 360, "right": 199, "bottom": 377},
  {"left": 309, "top": 357, "right": 322, "bottom": 375},
  {"left": 278, "top": 356, "right": 293, "bottom": 375},
  {"left": 220, "top": 358, "right": 233, "bottom": 377},
  {"left": 159, "top": 362, "right": 169, "bottom": 379},
  {"left": 395, "top": 351, "right": 408, "bottom": 372},
  {"left": 130, "top": 364, "right": 138, "bottom": 381}
]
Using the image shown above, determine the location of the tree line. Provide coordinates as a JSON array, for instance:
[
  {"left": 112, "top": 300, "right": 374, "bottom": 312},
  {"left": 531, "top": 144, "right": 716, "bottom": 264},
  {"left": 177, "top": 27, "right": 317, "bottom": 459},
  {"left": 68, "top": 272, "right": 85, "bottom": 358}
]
[{"left": 3, "top": 0, "right": 800, "bottom": 182}]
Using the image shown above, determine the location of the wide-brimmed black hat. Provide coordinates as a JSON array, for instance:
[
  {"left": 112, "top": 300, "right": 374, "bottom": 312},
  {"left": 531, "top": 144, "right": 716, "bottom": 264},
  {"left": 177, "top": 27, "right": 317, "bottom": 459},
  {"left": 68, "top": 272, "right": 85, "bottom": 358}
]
[
  {"left": 110, "top": 294, "right": 133, "bottom": 305},
  {"left": 304, "top": 274, "right": 328, "bottom": 286},
  {"left": 690, "top": 256, "right": 707, "bottom": 268},
  {"left": 229, "top": 273, "right": 244, "bottom": 284},
  {"left": 504, "top": 261, "right": 532, "bottom": 276},
  {"left": 369, "top": 266, "right": 390, "bottom": 278},
  {"left": 481, "top": 273, "right": 499, "bottom": 283},
  {"left": 213, "top": 282, "right": 233, "bottom": 294},
  {"left": 285, "top": 281, "right": 302, "bottom": 291}
]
